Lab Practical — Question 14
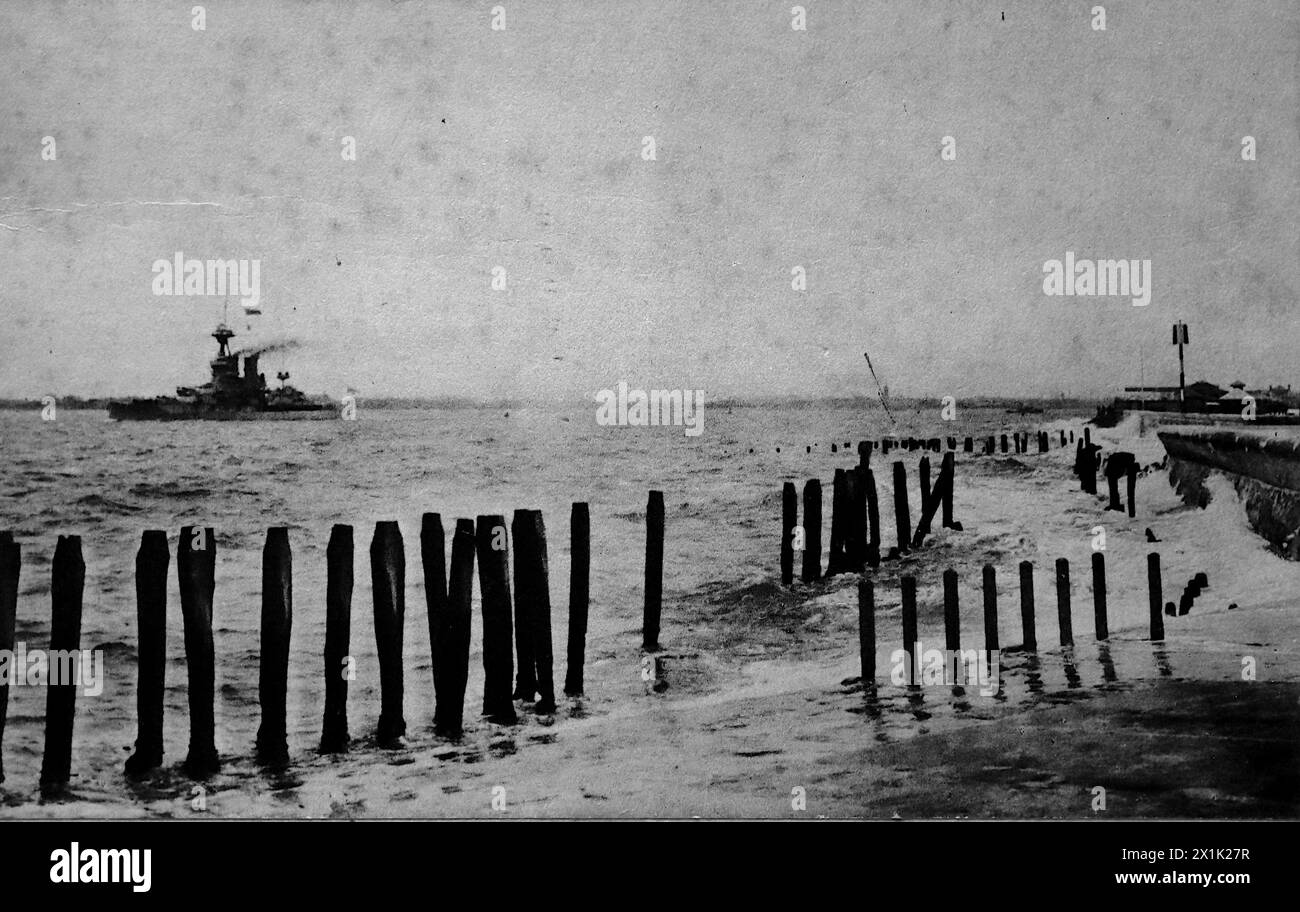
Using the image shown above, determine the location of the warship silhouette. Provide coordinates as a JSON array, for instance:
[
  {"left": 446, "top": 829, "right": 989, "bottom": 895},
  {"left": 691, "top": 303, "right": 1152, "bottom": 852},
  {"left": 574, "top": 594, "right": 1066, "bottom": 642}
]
[{"left": 108, "top": 323, "right": 336, "bottom": 420}]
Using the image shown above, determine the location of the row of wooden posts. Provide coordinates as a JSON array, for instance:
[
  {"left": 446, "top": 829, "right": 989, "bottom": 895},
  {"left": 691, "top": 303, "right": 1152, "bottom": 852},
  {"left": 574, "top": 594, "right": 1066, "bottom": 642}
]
[
  {"left": 0, "top": 497, "right": 672, "bottom": 795},
  {"left": 1071, "top": 427, "right": 1143, "bottom": 517},
  {"left": 824, "top": 427, "right": 1078, "bottom": 458},
  {"left": 781, "top": 445, "right": 959, "bottom": 584},
  {"left": 855, "top": 551, "right": 1172, "bottom": 684}
]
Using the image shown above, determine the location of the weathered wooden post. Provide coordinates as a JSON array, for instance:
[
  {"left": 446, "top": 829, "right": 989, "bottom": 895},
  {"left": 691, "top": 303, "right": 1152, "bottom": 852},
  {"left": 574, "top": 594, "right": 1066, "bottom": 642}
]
[
  {"left": 256, "top": 527, "right": 293, "bottom": 765},
  {"left": 943, "top": 568, "right": 960, "bottom": 654},
  {"left": 0, "top": 532, "right": 18, "bottom": 784},
  {"left": 1018, "top": 560, "right": 1037, "bottom": 652},
  {"left": 1055, "top": 557, "right": 1073, "bottom": 647},
  {"left": 565, "top": 502, "right": 590, "bottom": 697},
  {"left": 847, "top": 469, "right": 867, "bottom": 571},
  {"left": 40, "top": 535, "right": 85, "bottom": 796},
  {"left": 801, "top": 480, "right": 822, "bottom": 582},
  {"left": 780, "top": 482, "right": 797, "bottom": 586},
  {"left": 371, "top": 521, "right": 406, "bottom": 745},
  {"left": 901, "top": 576, "right": 918, "bottom": 686},
  {"left": 320, "top": 524, "right": 353, "bottom": 753},
  {"left": 1147, "top": 553, "right": 1165, "bottom": 641},
  {"left": 864, "top": 470, "right": 881, "bottom": 568},
  {"left": 643, "top": 492, "right": 665, "bottom": 652},
  {"left": 511, "top": 510, "right": 537, "bottom": 701},
  {"left": 941, "top": 451, "right": 955, "bottom": 529},
  {"left": 516, "top": 510, "right": 556, "bottom": 713},
  {"left": 858, "top": 579, "right": 875, "bottom": 685},
  {"left": 1126, "top": 463, "right": 1138, "bottom": 518},
  {"left": 1091, "top": 552, "right": 1108, "bottom": 640},
  {"left": 919, "top": 456, "right": 933, "bottom": 519},
  {"left": 981, "top": 564, "right": 999, "bottom": 658},
  {"left": 420, "top": 512, "right": 447, "bottom": 699},
  {"left": 436, "top": 518, "right": 475, "bottom": 738},
  {"left": 1106, "top": 460, "right": 1123, "bottom": 511},
  {"left": 178, "top": 526, "right": 219, "bottom": 777},
  {"left": 893, "top": 461, "right": 911, "bottom": 555},
  {"left": 476, "top": 515, "right": 517, "bottom": 724},
  {"left": 827, "top": 469, "right": 849, "bottom": 576},
  {"left": 126, "top": 530, "right": 168, "bottom": 776}
]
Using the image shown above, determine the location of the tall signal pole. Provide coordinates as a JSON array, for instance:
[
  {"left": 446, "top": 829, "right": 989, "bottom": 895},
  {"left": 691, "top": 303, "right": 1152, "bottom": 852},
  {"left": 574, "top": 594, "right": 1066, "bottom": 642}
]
[{"left": 1172, "top": 321, "right": 1189, "bottom": 409}]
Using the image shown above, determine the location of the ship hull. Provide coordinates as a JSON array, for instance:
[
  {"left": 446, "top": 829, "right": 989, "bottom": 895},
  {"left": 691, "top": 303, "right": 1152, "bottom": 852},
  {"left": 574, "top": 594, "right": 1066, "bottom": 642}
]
[{"left": 108, "top": 398, "right": 338, "bottom": 421}]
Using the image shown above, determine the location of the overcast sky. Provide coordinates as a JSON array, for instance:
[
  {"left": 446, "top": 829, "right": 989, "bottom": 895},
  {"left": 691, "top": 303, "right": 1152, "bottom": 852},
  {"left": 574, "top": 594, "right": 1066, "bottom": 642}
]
[{"left": 1, "top": 0, "right": 1296, "bottom": 400}]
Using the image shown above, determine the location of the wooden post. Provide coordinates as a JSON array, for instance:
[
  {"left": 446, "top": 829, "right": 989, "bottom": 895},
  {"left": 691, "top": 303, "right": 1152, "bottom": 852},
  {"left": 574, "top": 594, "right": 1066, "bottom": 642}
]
[
  {"left": 476, "top": 515, "right": 517, "bottom": 724},
  {"left": 858, "top": 579, "right": 875, "bottom": 685},
  {"left": 564, "top": 503, "right": 590, "bottom": 697},
  {"left": 801, "top": 480, "right": 821, "bottom": 582},
  {"left": 643, "top": 492, "right": 665, "bottom": 652},
  {"left": 892, "top": 461, "right": 911, "bottom": 554},
  {"left": 1055, "top": 557, "right": 1073, "bottom": 647},
  {"left": 1106, "top": 463, "right": 1122, "bottom": 511},
  {"left": 780, "top": 482, "right": 796, "bottom": 586},
  {"left": 919, "top": 457, "right": 933, "bottom": 518},
  {"left": 1126, "top": 463, "right": 1138, "bottom": 518},
  {"left": 1018, "top": 560, "right": 1037, "bottom": 652},
  {"left": 320, "top": 524, "right": 353, "bottom": 753},
  {"left": 370, "top": 522, "right": 407, "bottom": 745},
  {"left": 827, "top": 469, "right": 848, "bottom": 576},
  {"left": 40, "top": 535, "right": 85, "bottom": 795},
  {"left": 511, "top": 510, "right": 537, "bottom": 701},
  {"left": 1147, "top": 553, "right": 1165, "bottom": 641},
  {"left": 847, "top": 469, "right": 866, "bottom": 571},
  {"left": 125, "top": 531, "right": 168, "bottom": 776},
  {"left": 1000, "top": 434, "right": 1008, "bottom": 454},
  {"left": 0, "top": 532, "right": 18, "bottom": 784},
  {"left": 901, "top": 576, "right": 918, "bottom": 685},
  {"left": 1059, "top": 430, "right": 1066, "bottom": 448},
  {"left": 420, "top": 513, "right": 447, "bottom": 698},
  {"left": 178, "top": 526, "right": 219, "bottom": 778},
  {"left": 864, "top": 469, "right": 880, "bottom": 568},
  {"left": 981, "top": 564, "right": 999, "bottom": 657},
  {"left": 517, "top": 510, "right": 556, "bottom": 713},
  {"left": 942, "top": 568, "right": 960, "bottom": 654},
  {"left": 436, "top": 518, "right": 475, "bottom": 738},
  {"left": 941, "top": 451, "right": 955, "bottom": 529},
  {"left": 1092, "top": 551, "right": 1108, "bottom": 641},
  {"left": 256, "top": 527, "right": 292, "bottom": 765}
]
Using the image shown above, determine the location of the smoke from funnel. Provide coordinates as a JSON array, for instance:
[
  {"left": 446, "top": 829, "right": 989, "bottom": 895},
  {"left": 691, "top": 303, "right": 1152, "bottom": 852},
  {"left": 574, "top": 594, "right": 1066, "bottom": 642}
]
[{"left": 236, "top": 339, "right": 301, "bottom": 357}]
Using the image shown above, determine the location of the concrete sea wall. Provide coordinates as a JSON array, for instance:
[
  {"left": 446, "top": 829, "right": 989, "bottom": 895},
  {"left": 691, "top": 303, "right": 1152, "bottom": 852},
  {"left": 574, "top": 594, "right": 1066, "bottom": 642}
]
[{"left": 1159, "top": 430, "right": 1300, "bottom": 559}]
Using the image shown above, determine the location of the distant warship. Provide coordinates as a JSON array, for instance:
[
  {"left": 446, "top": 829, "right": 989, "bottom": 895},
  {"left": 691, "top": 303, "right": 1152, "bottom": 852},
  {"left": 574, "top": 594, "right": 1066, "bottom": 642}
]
[{"left": 108, "top": 323, "right": 335, "bottom": 420}]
